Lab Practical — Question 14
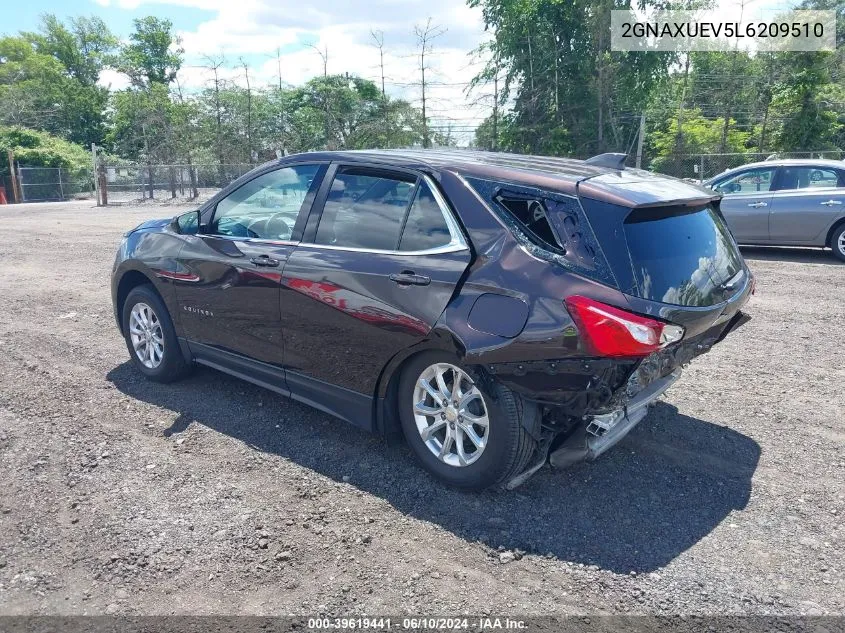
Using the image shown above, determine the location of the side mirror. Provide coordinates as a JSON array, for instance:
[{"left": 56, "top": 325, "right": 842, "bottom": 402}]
[{"left": 174, "top": 209, "right": 201, "bottom": 235}]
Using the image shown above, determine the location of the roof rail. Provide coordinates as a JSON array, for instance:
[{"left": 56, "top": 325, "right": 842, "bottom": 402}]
[{"left": 584, "top": 153, "right": 627, "bottom": 170}]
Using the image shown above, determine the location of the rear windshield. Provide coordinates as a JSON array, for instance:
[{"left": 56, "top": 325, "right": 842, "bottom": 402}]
[{"left": 624, "top": 205, "right": 744, "bottom": 307}]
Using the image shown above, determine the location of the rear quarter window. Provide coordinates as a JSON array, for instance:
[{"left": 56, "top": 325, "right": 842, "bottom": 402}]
[
  {"left": 398, "top": 182, "right": 452, "bottom": 251},
  {"left": 465, "top": 177, "right": 616, "bottom": 287}
]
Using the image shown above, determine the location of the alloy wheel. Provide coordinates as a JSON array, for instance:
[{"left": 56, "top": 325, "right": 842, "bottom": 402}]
[
  {"left": 129, "top": 302, "right": 164, "bottom": 369},
  {"left": 412, "top": 362, "right": 490, "bottom": 467},
  {"left": 838, "top": 231, "right": 845, "bottom": 257}
]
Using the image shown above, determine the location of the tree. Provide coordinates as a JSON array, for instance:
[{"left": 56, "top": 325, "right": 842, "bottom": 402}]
[
  {"left": 650, "top": 108, "right": 751, "bottom": 174},
  {"left": 0, "top": 36, "right": 67, "bottom": 131},
  {"left": 110, "top": 17, "right": 184, "bottom": 196},
  {"left": 117, "top": 17, "right": 183, "bottom": 88},
  {"left": 414, "top": 19, "right": 446, "bottom": 148},
  {"left": 30, "top": 15, "right": 117, "bottom": 86},
  {"left": 769, "top": 52, "right": 842, "bottom": 151},
  {"left": 469, "top": 0, "right": 679, "bottom": 156},
  {"left": 0, "top": 15, "right": 116, "bottom": 146}
]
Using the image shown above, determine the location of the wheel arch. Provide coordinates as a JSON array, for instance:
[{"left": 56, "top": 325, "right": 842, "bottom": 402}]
[
  {"left": 825, "top": 216, "right": 845, "bottom": 248},
  {"left": 114, "top": 268, "right": 164, "bottom": 335},
  {"left": 372, "top": 327, "right": 467, "bottom": 440}
]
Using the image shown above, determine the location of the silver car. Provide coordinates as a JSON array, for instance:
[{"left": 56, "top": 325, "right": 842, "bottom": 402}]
[{"left": 706, "top": 159, "right": 845, "bottom": 261}]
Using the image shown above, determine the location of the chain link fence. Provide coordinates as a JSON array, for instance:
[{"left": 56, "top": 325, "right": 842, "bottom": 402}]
[
  {"left": 98, "top": 163, "right": 254, "bottom": 205},
  {"left": 16, "top": 167, "right": 93, "bottom": 202},
  {"left": 6, "top": 151, "right": 842, "bottom": 206},
  {"left": 649, "top": 151, "right": 845, "bottom": 183}
]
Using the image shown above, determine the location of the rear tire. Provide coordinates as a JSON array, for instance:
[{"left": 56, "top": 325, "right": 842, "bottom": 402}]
[
  {"left": 398, "top": 352, "right": 539, "bottom": 491},
  {"left": 830, "top": 224, "right": 845, "bottom": 262},
  {"left": 121, "top": 285, "right": 192, "bottom": 383}
]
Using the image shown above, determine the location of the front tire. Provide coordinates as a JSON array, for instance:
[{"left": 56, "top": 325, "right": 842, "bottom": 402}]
[
  {"left": 398, "top": 352, "right": 538, "bottom": 491},
  {"left": 121, "top": 285, "right": 191, "bottom": 383},
  {"left": 830, "top": 224, "right": 845, "bottom": 262}
]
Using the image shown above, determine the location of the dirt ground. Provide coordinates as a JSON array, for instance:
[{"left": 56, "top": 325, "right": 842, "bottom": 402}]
[{"left": 0, "top": 200, "right": 842, "bottom": 616}]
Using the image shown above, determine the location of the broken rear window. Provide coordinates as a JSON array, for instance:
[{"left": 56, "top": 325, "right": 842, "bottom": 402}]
[{"left": 466, "top": 177, "right": 616, "bottom": 288}]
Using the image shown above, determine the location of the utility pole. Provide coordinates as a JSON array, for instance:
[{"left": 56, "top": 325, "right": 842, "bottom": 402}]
[
  {"left": 7, "top": 150, "right": 19, "bottom": 203},
  {"left": 370, "top": 30, "right": 387, "bottom": 100},
  {"left": 275, "top": 46, "right": 283, "bottom": 91},
  {"left": 635, "top": 113, "right": 645, "bottom": 169},
  {"left": 492, "top": 70, "right": 499, "bottom": 152},
  {"left": 91, "top": 143, "right": 100, "bottom": 206},
  {"left": 310, "top": 45, "right": 331, "bottom": 149}
]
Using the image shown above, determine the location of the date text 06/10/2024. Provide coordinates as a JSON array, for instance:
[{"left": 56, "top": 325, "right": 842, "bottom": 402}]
[{"left": 307, "top": 617, "right": 528, "bottom": 631}]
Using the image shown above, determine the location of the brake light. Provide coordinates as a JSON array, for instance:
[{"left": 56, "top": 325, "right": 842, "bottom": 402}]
[{"left": 564, "top": 295, "right": 684, "bottom": 358}]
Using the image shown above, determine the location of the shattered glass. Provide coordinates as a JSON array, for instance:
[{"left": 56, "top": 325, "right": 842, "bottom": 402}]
[{"left": 465, "top": 177, "right": 617, "bottom": 288}]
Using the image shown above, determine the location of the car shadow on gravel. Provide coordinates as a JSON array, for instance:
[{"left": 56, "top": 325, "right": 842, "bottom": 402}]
[
  {"left": 739, "top": 245, "right": 844, "bottom": 265},
  {"left": 108, "top": 361, "right": 760, "bottom": 575}
]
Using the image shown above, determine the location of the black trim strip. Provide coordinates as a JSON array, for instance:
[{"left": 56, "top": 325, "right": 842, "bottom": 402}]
[
  {"left": 187, "top": 342, "right": 374, "bottom": 432},
  {"left": 190, "top": 343, "right": 290, "bottom": 396}
]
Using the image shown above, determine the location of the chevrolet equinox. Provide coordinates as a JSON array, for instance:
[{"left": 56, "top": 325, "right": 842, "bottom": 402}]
[{"left": 111, "top": 150, "right": 752, "bottom": 490}]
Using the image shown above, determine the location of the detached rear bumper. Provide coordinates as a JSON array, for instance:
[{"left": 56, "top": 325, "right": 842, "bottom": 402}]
[
  {"left": 549, "top": 369, "right": 682, "bottom": 469},
  {"left": 485, "top": 310, "right": 750, "bottom": 417}
]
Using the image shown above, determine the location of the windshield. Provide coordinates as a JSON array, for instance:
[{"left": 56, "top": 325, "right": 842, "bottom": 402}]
[{"left": 624, "top": 205, "right": 744, "bottom": 307}]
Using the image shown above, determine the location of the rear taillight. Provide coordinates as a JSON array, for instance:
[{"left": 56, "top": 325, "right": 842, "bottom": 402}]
[{"left": 564, "top": 295, "right": 684, "bottom": 358}]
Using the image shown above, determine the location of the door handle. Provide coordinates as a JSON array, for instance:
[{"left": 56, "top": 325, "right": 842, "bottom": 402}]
[
  {"left": 250, "top": 255, "right": 280, "bottom": 267},
  {"left": 747, "top": 201, "right": 768, "bottom": 208},
  {"left": 389, "top": 272, "right": 431, "bottom": 286},
  {"left": 820, "top": 199, "right": 842, "bottom": 206}
]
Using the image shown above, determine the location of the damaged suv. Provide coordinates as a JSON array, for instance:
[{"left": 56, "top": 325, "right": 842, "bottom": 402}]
[{"left": 112, "top": 150, "right": 752, "bottom": 490}]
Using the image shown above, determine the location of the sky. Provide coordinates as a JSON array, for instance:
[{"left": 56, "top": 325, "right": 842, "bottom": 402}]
[
  {"left": 6, "top": 0, "right": 494, "bottom": 142},
  {"left": 4, "top": 0, "right": 799, "bottom": 144}
]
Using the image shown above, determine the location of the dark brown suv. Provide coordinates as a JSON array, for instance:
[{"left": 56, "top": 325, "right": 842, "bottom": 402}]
[{"left": 112, "top": 150, "right": 753, "bottom": 490}]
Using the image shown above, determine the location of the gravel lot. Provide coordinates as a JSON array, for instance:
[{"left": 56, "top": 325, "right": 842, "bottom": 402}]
[{"left": 0, "top": 200, "right": 843, "bottom": 616}]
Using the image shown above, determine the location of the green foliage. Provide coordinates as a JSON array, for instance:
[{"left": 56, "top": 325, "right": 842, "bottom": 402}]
[
  {"left": 649, "top": 109, "right": 751, "bottom": 172},
  {"left": 0, "top": 14, "right": 115, "bottom": 146},
  {"left": 108, "top": 84, "right": 178, "bottom": 162},
  {"left": 475, "top": 0, "right": 844, "bottom": 165},
  {"left": 0, "top": 126, "right": 91, "bottom": 175},
  {"left": 769, "top": 52, "right": 842, "bottom": 151},
  {"left": 116, "top": 17, "right": 183, "bottom": 87},
  {"left": 3, "top": 6, "right": 842, "bottom": 182},
  {"left": 28, "top": 14, "right": 117, "bottom": 86},
  {"left": 651, "top": 110, "right": 751, "bottom": 156},
  {"left": 470, "top": 0, "right": 676, "bottom": 157}
]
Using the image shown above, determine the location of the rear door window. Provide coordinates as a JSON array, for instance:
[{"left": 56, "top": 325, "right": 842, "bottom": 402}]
[
  {"left": 775, "top": 166, "right": 841, "bottom": 190},
  {"left": 465, "top": 176, "right": 617, "bottom": 288},
  {"left": 315, "top": 168, "right": 416, "bottom": 250},
  {"left": 624, "top": 205, "right": 744, "bottom": 307}
]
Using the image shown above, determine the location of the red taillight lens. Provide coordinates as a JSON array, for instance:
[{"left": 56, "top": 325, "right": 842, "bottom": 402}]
[{"left": 564, "top": 295, "right": 684, "bottom": 358}]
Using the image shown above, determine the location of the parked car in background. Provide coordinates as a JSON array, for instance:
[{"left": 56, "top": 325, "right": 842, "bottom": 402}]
[
  {"left": 706, "top": 159, "right": 845, "bottom": 261},
  {"left": 112, "top": 150, "right": 752, "bottom": 490}
]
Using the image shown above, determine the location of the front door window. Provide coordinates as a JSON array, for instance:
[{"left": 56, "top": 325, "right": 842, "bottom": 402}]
[
  {"left": 714, "top": 168, "right": 775, "bottom": 195},
  {"left": 212, "top": 164, "right": 322, "bottom": 240}
]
